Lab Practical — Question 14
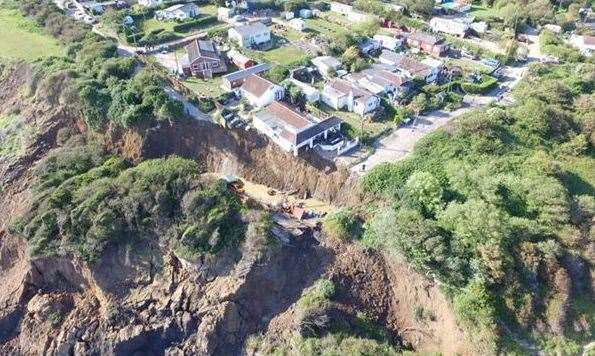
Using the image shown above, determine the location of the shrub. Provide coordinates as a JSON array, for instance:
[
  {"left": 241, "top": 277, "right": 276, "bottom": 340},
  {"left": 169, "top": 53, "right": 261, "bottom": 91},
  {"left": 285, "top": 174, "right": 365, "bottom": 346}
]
[
  {"left": 322, "top": 208, "right": 361, "bottom": 240},
  {"left": 172, "top": 16, "right": 217, "bottom": 32},
  {"left": 12, "top": 151, "right": 249, "bottom": 263},
  {"left": 461, "top": 75, "right": 498, "bottom": 94}
]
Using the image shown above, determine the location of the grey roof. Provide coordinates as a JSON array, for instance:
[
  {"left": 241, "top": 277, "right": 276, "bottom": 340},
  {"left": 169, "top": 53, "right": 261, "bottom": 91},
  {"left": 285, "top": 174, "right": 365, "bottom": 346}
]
[
  {"left": 222, "top": 63, "right": 271, "bottom": 82},
  {"left": 186, "top": 39, "right": 219, "bottom": 62},
  {"left": 232, "top": 22, "right": 269, "bottom": 37},
  {"left": 296, "top": 116, "right": 342, "bottom": 145},
  {"left": 165, "top": 3, "right": 197, "bottom": 12}
]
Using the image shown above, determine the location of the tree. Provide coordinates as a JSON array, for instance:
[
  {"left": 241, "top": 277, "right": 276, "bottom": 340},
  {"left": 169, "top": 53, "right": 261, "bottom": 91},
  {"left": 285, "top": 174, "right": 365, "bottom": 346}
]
[
  {"left": 157, "top": 99, "right": 185, "bottom": 122},
  {"left": 354, "top": 19, "right": 380, "bottom": 38},
  {"left": 341, "top": 46, "right": 360, "bottom": 70},
  {"left": 407, "top": 93, "right": 429, "bottom": 116},
  {"left": 404, "top": 0, "right": 434, "bottom": 19},
  {"left": 438, "top": 199, "right": 509, "bottom": 250},
  {"left": 403, "top": 171, "right": 444, "bottom": 216},
  {"left": 288, "top": 85, "right": 305, "bottom": 107}
]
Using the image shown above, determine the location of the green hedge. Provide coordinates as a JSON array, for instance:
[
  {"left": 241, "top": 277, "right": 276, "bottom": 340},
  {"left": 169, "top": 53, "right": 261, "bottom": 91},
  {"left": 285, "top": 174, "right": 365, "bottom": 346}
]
[
  {"left": 172, "top": 16, "right": 217, "bottom": 32},
  {"left": 461, "top": 75, "right": 498, "bottom": 94}
]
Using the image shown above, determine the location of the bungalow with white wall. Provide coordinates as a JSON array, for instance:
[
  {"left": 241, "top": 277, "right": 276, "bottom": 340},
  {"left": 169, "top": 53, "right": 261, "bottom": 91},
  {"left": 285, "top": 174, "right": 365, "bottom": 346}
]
[
  {"left": 429, "top": 17, "right": 470, "bottom": 37},
  {"left": 373, "top": 34, "right": 405, "bottom": 51},
  {"left": 311, "top": 56, "right": 342, "bottom": 77},
  {"left": 289, "top": 18, "right": 307, "bottom": 31},
  {"left": 253, "top": 101, "right": 343, "bottom": 156},
  {"left": 288, "top": 78, "right": 319, "bottom": 103},
  {"left": 239, "top": 74, "right": 285, "bottom": 107},
  {"left": 321, "top": 79, "right": 380, "bottom": 116},
  {"left": 138, "top": 0, "right": 162, "bottom": 7},
  {"left": 228, "top": 22, "right": 271, "bottom": 48},
  {"left": 155, "top": 4, "right": 199, "bottom": 21},
  {"left": 345, "top": 67, "right": 411, "bottom": 98},
  {"left": 379, "top": 51, "right": 441, "bottom": 83},
  {"left": 330, "top": 1, "right": 353, "bottom": 15}
]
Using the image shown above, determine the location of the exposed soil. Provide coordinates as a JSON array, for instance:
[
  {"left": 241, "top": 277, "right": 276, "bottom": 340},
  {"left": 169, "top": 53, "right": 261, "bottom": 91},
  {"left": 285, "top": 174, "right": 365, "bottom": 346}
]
[{"left": 0, "top": 63, "right": 475, "bottom": 355}]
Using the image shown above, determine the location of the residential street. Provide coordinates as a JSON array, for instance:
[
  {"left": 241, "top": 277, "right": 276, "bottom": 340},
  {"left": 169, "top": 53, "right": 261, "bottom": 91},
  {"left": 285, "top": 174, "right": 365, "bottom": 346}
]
[{"left": 350, "top": 64, "right": 528, "bottom": 174}]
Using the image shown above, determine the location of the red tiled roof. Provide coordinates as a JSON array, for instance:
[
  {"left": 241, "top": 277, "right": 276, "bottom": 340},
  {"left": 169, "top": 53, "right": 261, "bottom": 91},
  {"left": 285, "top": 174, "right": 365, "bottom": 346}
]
[
  {"left": 267, "top": 101, "right": 311, "bottom": 130},
  {"left": 241, "top": 74, "right": 275, "bottom": 97}
]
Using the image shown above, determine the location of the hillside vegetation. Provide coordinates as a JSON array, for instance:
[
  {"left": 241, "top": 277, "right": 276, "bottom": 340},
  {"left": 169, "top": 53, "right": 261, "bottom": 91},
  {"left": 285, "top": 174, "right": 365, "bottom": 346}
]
[
  {"left": 361, "top": 62, "right": 594, "bottom": 353},
  {"left": 9, "top": 141, "right": 251, "bottom": 262}
]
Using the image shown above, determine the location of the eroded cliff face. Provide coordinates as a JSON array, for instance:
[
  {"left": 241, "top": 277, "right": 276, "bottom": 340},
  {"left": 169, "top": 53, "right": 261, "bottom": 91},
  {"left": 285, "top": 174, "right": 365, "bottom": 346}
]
[{"left": 0, "top": 63, "right": 474, "bottom": 355}]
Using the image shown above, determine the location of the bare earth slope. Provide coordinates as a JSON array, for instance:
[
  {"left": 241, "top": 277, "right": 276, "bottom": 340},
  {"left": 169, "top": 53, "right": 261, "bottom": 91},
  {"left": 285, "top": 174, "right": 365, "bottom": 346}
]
[{"left": 0, "top": 63, "right": 473, "bottom": 355}]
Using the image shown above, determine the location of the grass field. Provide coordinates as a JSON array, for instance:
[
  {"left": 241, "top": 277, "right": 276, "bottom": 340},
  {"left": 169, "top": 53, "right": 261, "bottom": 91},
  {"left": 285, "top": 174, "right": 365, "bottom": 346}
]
[
  {"left": 183, "top": 77, "right": 225, "bottom": 98},
  {"left": 304, "top": 17, "right": 347, "bottom": 36},
  {"left": 0, "top": 8, "right": 63, "bottom": 60},
  {"left": 315, "top": 103, "right": 393, "bottom": 143},
  {"left": 243, "top": 43, "right": 309, "bottom": 66}
]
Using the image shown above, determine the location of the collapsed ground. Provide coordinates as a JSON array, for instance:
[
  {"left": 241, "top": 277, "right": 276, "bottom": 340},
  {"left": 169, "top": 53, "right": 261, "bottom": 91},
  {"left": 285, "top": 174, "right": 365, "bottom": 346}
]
[{"left": 0, "top": 0, "right": 594, "bottom": 354}]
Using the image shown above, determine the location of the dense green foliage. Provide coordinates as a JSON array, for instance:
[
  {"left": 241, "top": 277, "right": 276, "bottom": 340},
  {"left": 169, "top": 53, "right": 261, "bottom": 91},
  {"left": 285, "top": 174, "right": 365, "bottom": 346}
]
[
  {"left": 10, "top": 0, "right": 185, "bottom": 131},
  {"left": 10, "top": 146, "right": 246, "bottom": 263},
  {"left": 17, "top": 0, "right": 88, "bottom": 44},
  {"left": 539, "top": 30, "right": 587, "bottom": 63},
  {"left": 361, "top": 63, "right": 595, "bottom": 352},
  {"left": 322, "top": 208, "right": 361, "bottom": 241},
  {"left": 171, "top": 15, "right": 217, "bottom": 33},
  {"left": 460, "top": 75, "right": 499, "bottom": 94},
  {"left": 27, "top": 37, "right": 185, "bottom": 131}
]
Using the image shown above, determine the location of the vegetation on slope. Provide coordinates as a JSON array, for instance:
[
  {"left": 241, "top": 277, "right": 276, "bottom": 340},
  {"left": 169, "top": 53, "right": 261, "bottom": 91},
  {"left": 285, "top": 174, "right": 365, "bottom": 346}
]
[
  {"left": 10, "top": 142, "right": 251, "bottom": 263},
  {"left": 3, "top": 0, "right": 185, "bottom": 132},
  {"left": 246, "top": 278, "right": 402, "bottom": 355},
  {"left": 361, "top": 62, "right": 594, "bottom": 353}
]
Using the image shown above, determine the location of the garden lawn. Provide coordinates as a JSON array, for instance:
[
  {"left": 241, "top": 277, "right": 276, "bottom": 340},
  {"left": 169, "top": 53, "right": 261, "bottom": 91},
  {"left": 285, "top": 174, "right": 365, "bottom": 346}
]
[
  {"left": 244, "top": 44, "right": 309, "bottom": 66},
  {"left": 316, "top": 104, "right": 393, "bottom": 143},
  {"left": 304, "top": 17, "right": 347, "bottom": 36},
  {"left": 198, "top": 4, "right": 218, "bottom": 16},
  {"left": 183, "top": 77, "right": 224, "bottom": 98},
  {"left": 0, "top": 8, "right": 63, "bottom": 60}
]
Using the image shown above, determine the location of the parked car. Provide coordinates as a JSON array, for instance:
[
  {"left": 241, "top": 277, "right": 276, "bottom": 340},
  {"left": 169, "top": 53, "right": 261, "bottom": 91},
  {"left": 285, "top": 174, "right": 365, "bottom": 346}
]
[{"left": 481, "top": 58, "right": 501, "bottom": 68}]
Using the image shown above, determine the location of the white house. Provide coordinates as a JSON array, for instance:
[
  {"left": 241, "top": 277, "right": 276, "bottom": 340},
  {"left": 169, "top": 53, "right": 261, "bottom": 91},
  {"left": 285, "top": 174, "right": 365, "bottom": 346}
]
[
  {"left": 253, "top": 101, "right": 343, "bottom": 156},
  {"left": 373, "top": 34, "right": 404, "bottom": 51},
  {"left": 289, "top": 18, "right": 307, "bottom": 31},
  {"left": 321, "top": 79, "right": 380, "bottom": 116},
  {"left": 299, "top": 8, "right": 313, "bottom": 18},
  {"left": 138, "top": 0, "right": 163, "bottom": 8},
  {"left": 345, "top": 68, "right": 411, "bottom": 98},
  {"left": 155, "top": 4, "right": 199, "bottom": 21},
  {"left": 288, "top": 78, "right": 319, "bottom": 103},
  {"left": 347, "top": 9, "right": 377, "bottom": 23},
  {"left": 330, "top": 1, "right": 353, "bottom": 15},
  {"left": 228, "top": 22, "right": 271, "bottom": 48},
  {"left": 239, "top": 74, "right": 284, "bottom": 107},
  {"left": 311, "top": 56, "right": 342, "bottom": 77},
  {"left": 429, "top": 17, "right": 470, "bottom": 37},
  {"left": 569, "top": 34, "right": 595, "bottom": 57},
  {"left": 380, "top": 52, "right": 441, "bottom": 83}
]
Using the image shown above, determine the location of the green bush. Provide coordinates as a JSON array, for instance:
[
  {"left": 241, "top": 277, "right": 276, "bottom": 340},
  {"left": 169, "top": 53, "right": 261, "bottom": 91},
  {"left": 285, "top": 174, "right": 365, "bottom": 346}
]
[
  {"left": 322, "top": 208, "right": 361, "bottom": 240},
  {"left": 12, "top": 150, "right": 249, "bottom": 263},
  {"left": 461, "top": 75, "right": 498, "bottom": 94},
  {"left": 172, "top": 16, "right": 217, "bottom": 32}
]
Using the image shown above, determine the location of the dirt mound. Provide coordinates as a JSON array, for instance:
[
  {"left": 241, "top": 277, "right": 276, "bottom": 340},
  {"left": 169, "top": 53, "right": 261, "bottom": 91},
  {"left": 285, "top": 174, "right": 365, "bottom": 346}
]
[{"left": 258, "top": 236, "right": 475, "bottom": 355}]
